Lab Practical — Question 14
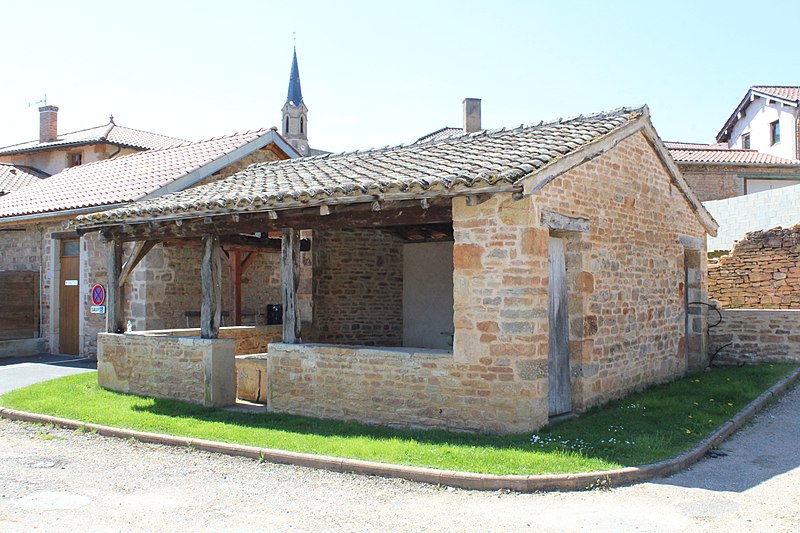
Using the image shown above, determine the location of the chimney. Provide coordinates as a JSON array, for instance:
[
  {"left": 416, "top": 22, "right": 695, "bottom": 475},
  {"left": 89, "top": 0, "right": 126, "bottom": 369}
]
[
  {"left": 39, "top": 105, "right": 59, "bottom": 143},
  {"left": 463, "top": 98, "right": 481, "bottom": 133}
]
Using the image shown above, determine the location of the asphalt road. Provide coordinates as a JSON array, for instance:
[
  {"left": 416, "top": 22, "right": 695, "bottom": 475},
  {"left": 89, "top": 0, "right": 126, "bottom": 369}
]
[
  {"left": 0, "top": 358, "right": 798, "bottom": 531},
  {"left": 0, "top": 354, "right": 96, "bottom": 395}
]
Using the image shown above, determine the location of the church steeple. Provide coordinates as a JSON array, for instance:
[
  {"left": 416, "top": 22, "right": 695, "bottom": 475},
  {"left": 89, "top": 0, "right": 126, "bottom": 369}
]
[
  {"left": 282, "top": 46, "right": 310, "bottom": 156},
  {"left": 287, "top": 47, "right": 303, "bottom": 106}
]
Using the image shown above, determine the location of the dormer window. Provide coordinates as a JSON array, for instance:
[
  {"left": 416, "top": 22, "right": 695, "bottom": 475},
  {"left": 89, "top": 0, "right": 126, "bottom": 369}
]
[
  {"left": 68, "top": 152, "right": 82, "bottom": 167},
  {"left": 742, "top": 133, "right": 750, "bottom": 149},
  {"left": 770, "top": 120, "right": 781, "bottom": 145}
]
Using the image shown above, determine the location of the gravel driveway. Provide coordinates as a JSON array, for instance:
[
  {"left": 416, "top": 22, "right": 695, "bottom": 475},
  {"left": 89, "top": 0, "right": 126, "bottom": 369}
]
[{"left": 0, "top": 385, "right": 798, "bottom": 532}]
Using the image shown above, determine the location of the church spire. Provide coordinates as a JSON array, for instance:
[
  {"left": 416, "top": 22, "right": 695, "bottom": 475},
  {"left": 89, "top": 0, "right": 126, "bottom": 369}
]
[
  {"left": 286, "top": 47, "right": 303, "bottom": 107},
  {"left": 282, "top": 46, "right": 310, "bottom": 156}
]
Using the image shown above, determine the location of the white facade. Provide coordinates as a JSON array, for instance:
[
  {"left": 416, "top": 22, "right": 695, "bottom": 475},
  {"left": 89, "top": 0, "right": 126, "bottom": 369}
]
[{"left": 728, "top": 96, "right": 799, "bottom": 160}]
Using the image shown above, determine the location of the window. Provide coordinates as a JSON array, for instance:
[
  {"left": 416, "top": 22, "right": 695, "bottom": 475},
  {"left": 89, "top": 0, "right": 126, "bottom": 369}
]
[
  {"left": 300, "top": 116, "right": 304, "bottom": 134},
  {"left": 61, "top": 240, "right": 80, "bottom": 256},
  {"left": 742, "top": 133, "right": 750, "bottom": 149},
  {"left": 770, "top": 120, "right": 781, "bottom": 145},
  {"left": 68, "top": 152, "right": 82, "bottom": 167},
  {"left": 284, "top": 116, "right": 289, "bottom": 134}
]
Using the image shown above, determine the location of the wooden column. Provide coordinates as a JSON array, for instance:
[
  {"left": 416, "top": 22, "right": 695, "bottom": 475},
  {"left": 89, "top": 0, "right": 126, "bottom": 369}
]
[
  {"left": 281, "top": 228, "right": 301, "bottom": 343},
  {"left": 201, "top": 234, "right": 222, "bottom": 339},
  {"left": 227, "top": 250, "right": 243, "bottom": 326},
  {"left": 106, "top": 239, "right": 124, "bottom": 333}
]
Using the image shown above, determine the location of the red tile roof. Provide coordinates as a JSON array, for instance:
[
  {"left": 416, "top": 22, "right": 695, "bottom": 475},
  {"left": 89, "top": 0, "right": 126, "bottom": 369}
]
[
  {"left": 0, "top": 122, "right": 185, "bottom": 156},
  {"left": 0, "top": 164, "right": 49, "bottom": 195},
  {"left": 0, "top": 129, "right": 290, "bottom": 218},
  {"left": 752, "top": 86, "right": 800, "bottom": 102},
  {"left": 667, "top": 143, "right": 800, "bottom": 165}
]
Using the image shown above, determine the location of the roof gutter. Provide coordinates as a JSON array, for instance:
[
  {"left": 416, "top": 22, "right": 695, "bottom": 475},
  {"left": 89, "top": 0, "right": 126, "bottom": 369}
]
[{"left": 673, "top": 160, "right": 800, "bottom": 168}]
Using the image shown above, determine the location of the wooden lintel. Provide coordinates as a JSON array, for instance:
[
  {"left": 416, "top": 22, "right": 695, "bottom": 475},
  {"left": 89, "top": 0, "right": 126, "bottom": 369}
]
[
  {"left": 540, "top": 209, "right": 590, "bottom": 233},
  {"left": 96, "top": 200, "right": 452, "bottom": 243},
  {"left": 166, "top": 235, "right": 311, "bottom": 253},
  {"left": 51, "top": 230, "right": 79, "bottom": 240},
  {"left": 118, "top": 240, "right": 157, "bottom": 288}
]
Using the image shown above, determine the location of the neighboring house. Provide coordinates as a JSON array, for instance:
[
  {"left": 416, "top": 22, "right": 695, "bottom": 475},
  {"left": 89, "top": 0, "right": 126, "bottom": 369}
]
[
  {"left": 76, "top": 105, "right": 717, "bottom": 434},
  {"left": 668, "top": 86, "right": 800, "bottom": 202},
  {"left": 0, "top": 106, "right": 184, "bottom": 175},
  {"left": 0, "top": 129, "right": 298, "bottom": 357},
  {"left": 666, "top": 141, "right": 800, "bottom": 201},
  {"left": 0, "top": 164, "right": 48, "bottom": 196}
]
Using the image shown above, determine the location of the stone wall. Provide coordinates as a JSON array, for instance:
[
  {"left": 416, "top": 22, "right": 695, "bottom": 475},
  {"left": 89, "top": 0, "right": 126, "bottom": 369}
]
[
  {"left": 311, "top": 228, "right": 404, "bottom": 346},
  {"left": 680, "top": 167, "right": 744, "bottom": 202},
  {"left": 710, "top": 309, "right": 800, "bottom": 364},
  {"left": 708, "top": 225, "right": 800, "bottom": 309},
  {"left": 97, "top": 332, "right": 235, "bottom": 407},
  {"left": 135, "top": 325, "right": 282, "bottom": 355}
]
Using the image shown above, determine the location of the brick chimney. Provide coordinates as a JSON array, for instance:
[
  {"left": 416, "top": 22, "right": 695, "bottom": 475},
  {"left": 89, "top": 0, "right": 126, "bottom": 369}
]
[
  {"left": 463, "top": 98, "right": 481, "bottom": 133},
  {"left": 39, "top": 105, "right": 59, "bottom": 143}
]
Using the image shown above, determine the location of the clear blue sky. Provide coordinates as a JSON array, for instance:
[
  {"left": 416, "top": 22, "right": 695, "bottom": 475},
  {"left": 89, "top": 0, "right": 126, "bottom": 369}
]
[{"left": 0, "top": 0, "right": 795, "bottom": 154}]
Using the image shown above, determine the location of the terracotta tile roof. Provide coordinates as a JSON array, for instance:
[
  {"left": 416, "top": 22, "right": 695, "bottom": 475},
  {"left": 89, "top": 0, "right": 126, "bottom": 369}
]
[
  {"left": 0, "top": 122, "right": 185, "bottom": 156},
  {"left": 667, "top": 143, "right": 800, "bottom": 165},
  {"left": 77, "top": 106, "right": 646, "bottom": 225},
  {"left": 752, "top": 86, "right": 800, "bottom": 102},
  {"left": 416, "top": 127, "right": 466, "bottom": 144},
  {"left": 0, "top": 164, "right": 48, "bottom": 195},
  {"left": 0, "top": 130, "right": 286, "bottom": 218},
  {"left": 664, "top": 142, "right": 728, "bottom": 150}
]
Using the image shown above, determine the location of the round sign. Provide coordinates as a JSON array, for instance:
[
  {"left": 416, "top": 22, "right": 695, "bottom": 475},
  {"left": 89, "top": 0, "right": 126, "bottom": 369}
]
[{"left": 91, "top": 284, "right": 106, "bottom": 306}]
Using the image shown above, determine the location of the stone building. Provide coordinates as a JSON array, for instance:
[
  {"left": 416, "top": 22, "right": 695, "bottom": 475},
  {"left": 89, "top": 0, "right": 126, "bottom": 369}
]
[
  {"left": 77, "top": 105, "right": 718, "bottom": 434},
  {"left": 0, "top": 130, "right": 297, "bottom": 357},
  {"left": 0, "top": 106, "right": 184, "bottom": 176},
  {"left": 666, "top": 86, "right": 800, "bottom": 202}
]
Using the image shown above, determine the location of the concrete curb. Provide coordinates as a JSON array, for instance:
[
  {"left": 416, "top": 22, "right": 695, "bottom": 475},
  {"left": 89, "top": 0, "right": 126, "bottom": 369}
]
[{"left": 2, "top": 366, "right": 798, "bottom": 492}]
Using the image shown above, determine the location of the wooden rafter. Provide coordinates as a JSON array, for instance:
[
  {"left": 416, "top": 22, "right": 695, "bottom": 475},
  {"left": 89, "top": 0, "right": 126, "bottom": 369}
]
[{"left": 118, "top": 240, "right": 157, "bottom": 288}]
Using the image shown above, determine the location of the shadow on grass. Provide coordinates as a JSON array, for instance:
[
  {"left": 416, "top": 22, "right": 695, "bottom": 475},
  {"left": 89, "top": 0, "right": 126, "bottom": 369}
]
[{"left": 132, "top": 397, "right": 530, "bottom": 452}]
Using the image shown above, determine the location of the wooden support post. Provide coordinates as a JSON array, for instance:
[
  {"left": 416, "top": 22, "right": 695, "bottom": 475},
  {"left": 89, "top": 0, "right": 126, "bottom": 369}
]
[
  {"left": 281, "top": 228, "right": 301, "bottom": 343},
  {"left": 228, "top": 249, "right": 242, "bottom": 326},
  {"left": 107, "top": 239, "right": 124, "bottom": 333},
  {"left": 201, "top": 234, "right": 222, "bottom": 339}
]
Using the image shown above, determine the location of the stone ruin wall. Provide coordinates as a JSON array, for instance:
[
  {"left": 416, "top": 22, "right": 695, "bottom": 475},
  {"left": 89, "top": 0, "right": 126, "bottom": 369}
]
[{"left": 708, "top": 224, "right": 800, "bottom": 309}]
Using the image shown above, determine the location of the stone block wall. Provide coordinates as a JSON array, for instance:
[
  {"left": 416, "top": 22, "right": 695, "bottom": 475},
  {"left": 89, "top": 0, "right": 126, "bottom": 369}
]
[
  {"left": 680, "top": 167, "right": 743, "bottom": 202},
  {"left": 268, "top": 343, "right": 529, "bottom": 433},
  {"left": 710, "top": 309, "right": 800, "bottom": 364},
  {"left": 97, "top": 332, "right": 236, "bottom": 407},
  {"left": 709, "top": 225, "right": 800, "bottom": 309},
  {"left": 311, "top": 228, "right": 404, "bottom": 346}
]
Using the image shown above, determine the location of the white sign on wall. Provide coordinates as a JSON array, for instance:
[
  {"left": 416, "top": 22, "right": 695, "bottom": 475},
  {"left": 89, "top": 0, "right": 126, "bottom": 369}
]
[
  {"left": 64, "top": 279, "right": 78, "bottom": 286},
  {"left": 90, "top": 305, "right": 106, "bottom": 314}
]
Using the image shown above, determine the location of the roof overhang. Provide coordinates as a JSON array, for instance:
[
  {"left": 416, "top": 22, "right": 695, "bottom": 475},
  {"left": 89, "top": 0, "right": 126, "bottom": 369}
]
[{"left": 716, "top": 88, "right": 800, "bottom": 143}]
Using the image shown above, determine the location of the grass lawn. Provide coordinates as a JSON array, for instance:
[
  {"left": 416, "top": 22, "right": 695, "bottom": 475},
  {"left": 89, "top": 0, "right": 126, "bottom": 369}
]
[{"left": 1, "top": 363, "right": 796, "bottom": 475}]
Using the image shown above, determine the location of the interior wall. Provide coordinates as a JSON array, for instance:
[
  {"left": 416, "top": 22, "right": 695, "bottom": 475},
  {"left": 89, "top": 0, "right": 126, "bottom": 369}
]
[{"left": 402, "top": 241, "right": 454, "bottom": 349}]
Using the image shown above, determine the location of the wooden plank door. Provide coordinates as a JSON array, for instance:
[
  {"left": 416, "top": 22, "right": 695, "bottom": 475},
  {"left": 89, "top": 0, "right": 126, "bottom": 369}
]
[
  {"left": 59, "top": 240, "right": 80, "bottom": 355},
  {"left": 548, "top": 236, "right": 572, "bottom": 416}
]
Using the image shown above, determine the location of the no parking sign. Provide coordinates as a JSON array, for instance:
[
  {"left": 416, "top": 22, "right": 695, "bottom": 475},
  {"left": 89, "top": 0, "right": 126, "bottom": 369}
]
[{"left": 90, "top": 283, "right": 106, "bottom": 314}]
